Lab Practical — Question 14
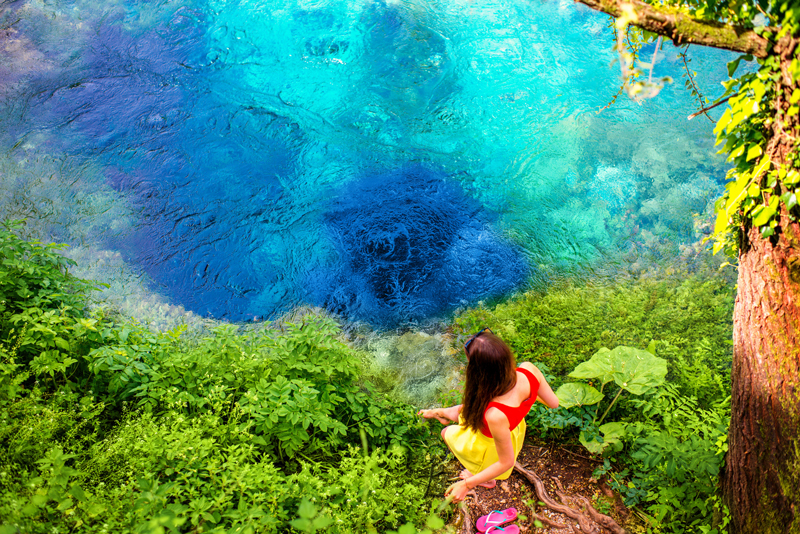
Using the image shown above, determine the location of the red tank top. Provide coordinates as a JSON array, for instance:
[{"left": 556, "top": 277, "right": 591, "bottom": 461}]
[{"left": 480, "top": 367, "right": 540, "bottom": 438}]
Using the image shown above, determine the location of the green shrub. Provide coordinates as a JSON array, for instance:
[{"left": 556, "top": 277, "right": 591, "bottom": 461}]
[
  {"left": 0, "top": 223, "right": 443, "bottom": 534},
  {"left": 533, "top": 348, "right": 731, "bottom": 534},
  {"left": 597, "top": 384, "right": 730, "bottom": 532},
  {"left": 452, "top": 273, "right": 734, "bottom": 406},
  {"left": 0, "top": 220, "right": 103, "bottom": 379}
]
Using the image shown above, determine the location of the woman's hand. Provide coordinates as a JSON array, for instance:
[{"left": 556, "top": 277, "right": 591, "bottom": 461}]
[
  {"left": 417, "top": 408, "right": 450, "bottom": 425},
  {"left": 444, "top": 480, "right": 471, "bottom": 503}
]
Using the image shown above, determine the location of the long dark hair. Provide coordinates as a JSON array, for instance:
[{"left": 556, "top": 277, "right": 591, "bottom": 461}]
[{"left": 461, "top": 331, "right": 517, "bottom": 433}]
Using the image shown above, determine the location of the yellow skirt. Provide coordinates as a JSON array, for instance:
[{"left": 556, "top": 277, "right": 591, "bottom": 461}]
[{"left": 443, "top": 416, "right": 526, "bottom": 480}]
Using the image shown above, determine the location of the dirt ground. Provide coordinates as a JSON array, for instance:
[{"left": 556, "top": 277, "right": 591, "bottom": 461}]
[{"left": 443, "top": 440, "right": 636, "bottom": 534}]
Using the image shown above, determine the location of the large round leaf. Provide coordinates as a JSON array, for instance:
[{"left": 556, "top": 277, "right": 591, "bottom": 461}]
[
  {"left": 555, "top": 382, "right": 604, "bottom": 409},
  {"left": 568, "top": 347, "right": 614, "bottom": 384},
  {"left": 608, "top": 346, "right": 667, "bottom": 395},
  {"left": 569, "top": 345, "right": 667, "bottom": 395}
]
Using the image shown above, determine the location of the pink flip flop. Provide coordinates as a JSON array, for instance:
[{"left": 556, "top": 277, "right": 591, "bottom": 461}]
[
  {"left": 484, "top": 525, "right": 520, "bottom": 534},
  {"left": 476, "top": 508, "right": 518, "bottom": 533}
]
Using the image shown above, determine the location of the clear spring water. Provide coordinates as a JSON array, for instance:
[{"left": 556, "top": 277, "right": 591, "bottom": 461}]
[{"left": 0, "top": 0, "right": 738, "bottom": 329}]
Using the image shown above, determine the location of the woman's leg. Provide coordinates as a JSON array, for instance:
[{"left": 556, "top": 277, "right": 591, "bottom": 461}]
[
  {"left": 442, "top": 424, "right": 496, "bottom": 488},
  {"left": 459, "top": 469, "right": 497, "bottom": 488}
]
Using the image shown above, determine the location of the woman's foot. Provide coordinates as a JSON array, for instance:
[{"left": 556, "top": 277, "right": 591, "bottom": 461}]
[{"left": 460, "top": 469, "right": 496, "bottom": 488}]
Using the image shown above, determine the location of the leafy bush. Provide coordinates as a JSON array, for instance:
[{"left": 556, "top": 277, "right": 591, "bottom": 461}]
[
  {"left": 452, "top": 272, "right": 734, "bottom": 406},
  {"left": 597, "top": 384, "right": 730, "bottom": 533},
  {"left": 532, "top": 345, "right": 730, "bottom": 534},
  {"left": 0, "top": 222, "right": 444, "bottom": 534},
  {"left": 0, "top": 220, "right": 104, "bottom": 375}
]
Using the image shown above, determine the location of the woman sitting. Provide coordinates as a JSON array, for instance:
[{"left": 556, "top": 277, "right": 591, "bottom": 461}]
[{"left": 419, "top": 328, "right": 559, "bottom": 503}]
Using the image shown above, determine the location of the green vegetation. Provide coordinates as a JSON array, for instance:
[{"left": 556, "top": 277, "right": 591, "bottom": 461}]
[
  {"left": 452, "top": 266, "right": 734, "bottom": 533},
  {"left": 1, "top": 219, "right": 737, "bottom": 533},
  {"left": 452, "top": 270, "right": 735, "bottom": 407},
  {"left": 0, "top": 221, "right": 443, "bottom": 534}
]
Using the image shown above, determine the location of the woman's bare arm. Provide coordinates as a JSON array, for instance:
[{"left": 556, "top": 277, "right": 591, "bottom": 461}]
[
  {"left": 418, "top": 404, "right": 462, "bottom": 424},
  {"left": 465, "top": 409, "right": 516, "bottom": 486},
  {"left": 519, "top": 361, "right": 559, "bottom": 409}
]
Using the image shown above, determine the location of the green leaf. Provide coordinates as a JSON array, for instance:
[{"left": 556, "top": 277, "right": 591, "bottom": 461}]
[
  {"left": 781, "top": 192, "right": 797, "bottom": 210},
  {"left": 312, "top": 516, "right": 332, "bottom": 529},
  {"left": 713, "top": 108, "right": 731, "bottom": 135},
  {"left": 607, "top": 346, "right": 668, "bottom": 395},
  {"left": 729, "top": 144, "right": 745, "bottom": 160},
  {"left": 569, "top": 347, "right": 614, "bottom": 384},
  {"left": 571, "top": 346, "right": 667, "bottom": 395},
  {"left": 599, "top": 422, "right": 626, "bottom": 443},
  {"left": 290, "top": 518, "right": 312, "bottom": 532},
  {"left": 297, "top": 498, "right": 317, "bottom": 519},
  {"left": 746, "top": 144, "right": 762, "bottom": 162},
  {"left": 752, "top": 196, "right": 779, "bottom": 226},
  {"left": 579, "top": 431, "right": 607, "bottom": 455},
  {"left": 426, "top": 514, "right": 445, "bottom": 529},
  {"left": 69, "top": 485, "right": 88, "bottom": 501},
  {"left": 727, "top": 57, "right": 742, "bottom": 77},
  {"left": 580, "top": 422, "right": 626, "bottom": 456},
  {"left": 555, "top": 383, "right": 604, "bottom": 409}
]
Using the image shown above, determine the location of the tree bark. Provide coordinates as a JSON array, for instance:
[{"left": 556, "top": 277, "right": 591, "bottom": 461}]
[
  {"left": 568, "top": 2, "right": 800, "bottom": 532},
  {"left": 724, "top": 37, "right": 800, "bottom": 533},
  {"left": 726, "top": 217, "right": 800, "bottom": 533},
  {"left": 574, "top": 0, "right": 769, "bottom": 58}
]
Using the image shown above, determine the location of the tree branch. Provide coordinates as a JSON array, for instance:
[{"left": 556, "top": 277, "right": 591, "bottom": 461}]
[{"left": 574, "top": 0, "right": 769, "bottom": 58}]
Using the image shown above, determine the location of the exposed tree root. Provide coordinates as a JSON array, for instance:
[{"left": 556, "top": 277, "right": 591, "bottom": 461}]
[
  {"left": 530, "top": 513, "right": 568, "bottom": 529},
  {"left": 514, "top": 462, "right": 630, "bottom": 534},
  {"left": 453, "top": 491, "right": 477, "bottom": 534}
]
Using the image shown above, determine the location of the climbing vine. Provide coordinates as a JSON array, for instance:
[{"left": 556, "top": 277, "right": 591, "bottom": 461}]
[
  {"left": 711, "top": 6, "right": 800, "bottom": 255},
  {"left": 590, "top": 0, "right": 800, "bottom": 257}
]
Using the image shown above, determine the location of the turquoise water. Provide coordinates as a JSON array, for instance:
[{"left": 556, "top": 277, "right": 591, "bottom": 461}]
[{"left": 0, "top": 0, "right": 737, "bottom": 327}]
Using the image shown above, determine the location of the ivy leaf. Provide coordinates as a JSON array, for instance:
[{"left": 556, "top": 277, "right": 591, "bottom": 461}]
[
  {"left": 752, "top": 196, "right": 780, "bottom": 226},
  {"left": 746, "top": 144, "right": 763, "bottom": 162},
  {"left": 781, "top": 192, "right": 798, "bottom": 210},
  {"left": 727, "top": 57, "right": 743, "bottom": 77}
]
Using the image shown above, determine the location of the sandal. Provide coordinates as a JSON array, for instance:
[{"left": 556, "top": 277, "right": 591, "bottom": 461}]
[
  {"left": 476, "top": 508, "right": 518, "bottom": 533},
  {"left": 485, "top": 526, "right": 520, "bottom": 534}
]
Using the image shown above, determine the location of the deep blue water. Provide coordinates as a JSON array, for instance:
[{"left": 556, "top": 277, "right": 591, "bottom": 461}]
[{"left": 0, "top": 0, "right": 739, "bottom": 326}]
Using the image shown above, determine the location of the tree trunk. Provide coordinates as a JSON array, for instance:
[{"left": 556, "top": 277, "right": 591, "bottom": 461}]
[
  {"left": 574, "top": 0, "right": 768, "bottom": 58},
  {"left": 725, "top": 34, "right": 800, "bottom": 534},
  {"left": 727, "top": 219, "right": 800, "bottom": 533},
  {"left": 570, "top": 2, "right": 800, "bottom": 529}
]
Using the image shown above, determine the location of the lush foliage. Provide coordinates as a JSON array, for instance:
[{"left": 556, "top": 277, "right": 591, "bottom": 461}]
[
  {"left": 2, "top": 217, "right": 738, "bottom": 534},
  {"left": 452, "top": 271, "right": 734, "bottom": 407},
  {"left": 452, "top": 266, "right": 734, "bottom": 533},
  {"left": 528, "top": 357, "right": 730, "bottom": 533},
  {"left": 658, "top": 0, "right": 800, "bottom": 253},
  {"left": 0, "top": 222, "right": 445, "bottom": 534}
]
